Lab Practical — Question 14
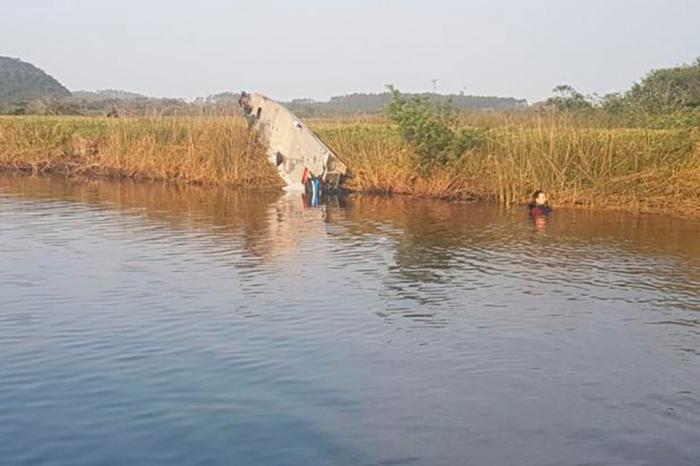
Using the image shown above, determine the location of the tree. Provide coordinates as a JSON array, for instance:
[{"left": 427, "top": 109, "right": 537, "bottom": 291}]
[
  {"left": 546, "top": 85, "right": 594, "bottom": 112},
  {"left": 624, "top": 59, "right": 700, "bottom": 113},
  {"left": 600, "top": 93, "right": 627, "bottom": 115}
]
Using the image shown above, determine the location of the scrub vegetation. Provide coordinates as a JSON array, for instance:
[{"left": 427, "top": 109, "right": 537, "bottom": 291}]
[
  {"left": 316, "top": 116, "right": 699, "bottom": 214},
  {"left": 1, "top": 113, "right": 698, "bottom": 216},
  {"left": 1, "top": 59, "right": 699, "bottom": 216}
]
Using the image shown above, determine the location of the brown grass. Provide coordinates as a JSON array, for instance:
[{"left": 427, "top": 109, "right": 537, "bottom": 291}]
[
  {"left": 1, "top": 114, "right": 699, "bottom": 216},
  {"left": 0, "top": 116, "right": 281, "bottom": 187},
  {"left": 313, "top": 116, "right": 700, "bottom": 216}
]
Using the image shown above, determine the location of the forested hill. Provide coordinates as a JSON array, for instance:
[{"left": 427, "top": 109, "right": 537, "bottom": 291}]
[
  {"left": 285, "top": 92, "right": 528, "bottom": 116},
  {"left": 0, "top": 56, "right": 71, "bottom": 102}
]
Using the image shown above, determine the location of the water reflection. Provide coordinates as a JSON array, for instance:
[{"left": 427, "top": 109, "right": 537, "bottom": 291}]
[
  {"left": 531, "top": 213, "right": 549, "bottom": 231},
  {"left": 1, "top": 173, "right": 700, "bottom": 466},
  {"left": 4, "top": 173, "right": 699, "bottom": 259},
  {"left": 2, "top": 173, "right": 700, "bottom": 317}
]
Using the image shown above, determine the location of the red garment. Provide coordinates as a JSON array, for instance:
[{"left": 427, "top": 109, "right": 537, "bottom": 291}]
[{"left": 528, "top": 203, "right": 552, "bottom": 216}]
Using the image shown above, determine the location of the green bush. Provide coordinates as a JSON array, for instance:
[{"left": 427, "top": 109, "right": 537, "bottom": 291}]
[{"left": 385, "top": 85, "right": 483, "bottom": 171}]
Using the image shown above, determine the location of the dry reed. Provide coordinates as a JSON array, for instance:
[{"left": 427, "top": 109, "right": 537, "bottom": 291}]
[
  {"left": 1, "top": 114, "right": 699, "bottom": 216},
  {"left": 0, "top": 116, "right": 281, "bottom": 187},
  {"left": 314, "top": 116, "right": 700, "bottom": 215}
]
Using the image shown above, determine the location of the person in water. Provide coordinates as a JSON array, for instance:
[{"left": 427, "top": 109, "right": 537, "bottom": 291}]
[{"left": 528, "top": 190, "right": 552, "bottom": 216}]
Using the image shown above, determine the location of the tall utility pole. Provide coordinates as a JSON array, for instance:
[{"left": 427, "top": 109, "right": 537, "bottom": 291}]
[{"left": 431, "top": 79, "right": 439, "bottom": 93}]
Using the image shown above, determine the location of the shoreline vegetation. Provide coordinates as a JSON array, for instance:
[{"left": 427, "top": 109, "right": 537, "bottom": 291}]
[
  {"left": 2, "top": 59, "right": 699, "bottom": 217},
  {"left": 0, "top": 112, "right": 698, "bottom": 217}
]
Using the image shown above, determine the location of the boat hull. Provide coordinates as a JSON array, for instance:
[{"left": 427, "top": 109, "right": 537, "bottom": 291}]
[{"left": 239, "top": 93, "right": 347, "bottom": 189}]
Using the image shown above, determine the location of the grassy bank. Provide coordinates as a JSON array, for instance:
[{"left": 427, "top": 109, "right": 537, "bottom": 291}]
[
  {"left": 314, "top": 116, "right": 700, "bottom": 215},
  {"left": 0, "top": 116, "right": 281, "bottom": 187},
  {"left": 1, "top": 115, "right": 699, "bottom": 216}
]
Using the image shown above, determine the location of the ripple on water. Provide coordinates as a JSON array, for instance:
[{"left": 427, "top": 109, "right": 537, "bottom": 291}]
[{"left": 1, "top": 175, "right": 699, "bottom": 466}]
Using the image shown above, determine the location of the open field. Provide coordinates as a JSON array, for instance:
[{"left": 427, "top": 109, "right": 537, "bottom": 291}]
[{"left": 1, "top": 114, "right": 699, "bottom": 216}]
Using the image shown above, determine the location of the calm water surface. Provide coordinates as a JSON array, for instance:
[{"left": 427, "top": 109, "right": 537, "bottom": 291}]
[{"left": 1, "top": 174, "right": 699, "bottom": 466}]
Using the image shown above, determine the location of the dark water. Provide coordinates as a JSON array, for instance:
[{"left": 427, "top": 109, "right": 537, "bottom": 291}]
[{"left": 1, "top": 174, "right": 699, "bottom": 466}]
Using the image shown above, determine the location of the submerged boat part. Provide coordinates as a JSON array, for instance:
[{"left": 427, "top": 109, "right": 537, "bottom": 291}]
[{"left": 238, "top": 92, "right": 348, "bottom": 191}]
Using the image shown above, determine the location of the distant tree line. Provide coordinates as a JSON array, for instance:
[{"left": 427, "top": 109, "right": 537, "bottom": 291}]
[
  {"left": 0, "top": 90, "right": 528, "bottom": 118},
  {"left": 545, "top": 58, "right": 700, "bottom": 127},
  {"left": 0, "top": 92, "right": 244, "bottom": 117},
  {"left": 286, "top": 92, "right": 528, "bottom": 117}
]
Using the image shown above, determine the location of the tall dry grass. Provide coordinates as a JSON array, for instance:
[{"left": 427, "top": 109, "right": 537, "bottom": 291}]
[
  {"left": 0, "top": 116, "right": 281, "bottom": 187},
  {"left": 1, "top": 114, "right": 699, "bottom": 215},
  {"left": 313, "top": 116, "right": 700, "bottom": 214}
]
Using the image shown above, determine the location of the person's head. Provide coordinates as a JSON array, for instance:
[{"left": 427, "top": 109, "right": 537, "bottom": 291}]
[{"left": 532, "top": 190, "right": 548, "bottom": 206}]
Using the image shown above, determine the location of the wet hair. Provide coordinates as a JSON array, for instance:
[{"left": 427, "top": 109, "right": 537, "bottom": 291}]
[{"left": 532, "top": 190, "right": 545, "bottom": 200}]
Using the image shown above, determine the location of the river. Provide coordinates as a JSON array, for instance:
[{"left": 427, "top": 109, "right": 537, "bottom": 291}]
[{"left": 1, "top": 174, "right": 699, "bottom": 466}]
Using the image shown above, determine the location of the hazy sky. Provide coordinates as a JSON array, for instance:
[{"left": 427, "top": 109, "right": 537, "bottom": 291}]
[{"left": 2, "top": 0, "right": 698, "bottom": 102}]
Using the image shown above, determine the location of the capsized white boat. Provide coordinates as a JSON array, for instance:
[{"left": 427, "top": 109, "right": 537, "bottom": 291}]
[{"left": 238, "top": 92, "right": 348, "bottom": 191}]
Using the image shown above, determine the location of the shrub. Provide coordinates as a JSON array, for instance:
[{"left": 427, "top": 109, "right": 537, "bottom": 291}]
[
  {"left": 385, "top": 85, "right": 483, "bottom": 171},
  {"left": 546, "top": 85, "right": 594, "bottom": 113}
]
